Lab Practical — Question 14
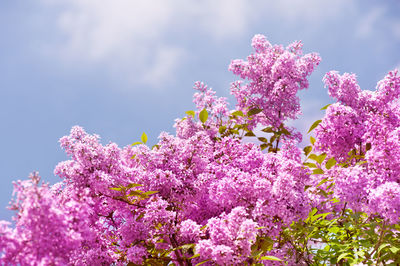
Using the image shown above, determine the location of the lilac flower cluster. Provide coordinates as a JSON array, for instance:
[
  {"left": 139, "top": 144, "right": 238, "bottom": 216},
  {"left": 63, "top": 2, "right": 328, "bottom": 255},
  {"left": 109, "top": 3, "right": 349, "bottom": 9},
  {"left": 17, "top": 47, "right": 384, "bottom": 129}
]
[
  {"left": 0, "top": 124, "right": 310, "bottom": 264},
  {"left": 229, "top": 34, "right": 320, "bottom": 129},
  {"left": 0, "top": 35, "right": 399, "bottom": 265},
  {"left": 314, "top": 69, "right": 400, "bottom": 222}
]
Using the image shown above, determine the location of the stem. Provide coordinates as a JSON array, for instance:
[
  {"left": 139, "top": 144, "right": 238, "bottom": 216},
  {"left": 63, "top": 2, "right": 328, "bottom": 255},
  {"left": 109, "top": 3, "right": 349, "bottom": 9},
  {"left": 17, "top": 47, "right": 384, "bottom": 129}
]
[
  {"left": 375, "top": 222, "right": 386, "bottom": 265},
  {"left": 363, "top": 221, "right": 386, "bottom": 264},
  {"left": 275, "top": 134, "right": 280, "bottom": 153},
  {"left": 169, "top": 234, "right": 191, "bottom": 266}
]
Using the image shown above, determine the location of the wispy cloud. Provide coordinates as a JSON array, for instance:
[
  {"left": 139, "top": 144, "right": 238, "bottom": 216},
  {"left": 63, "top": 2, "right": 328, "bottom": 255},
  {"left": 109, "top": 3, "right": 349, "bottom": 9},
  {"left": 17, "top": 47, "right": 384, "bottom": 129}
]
[
  {"left": 266, "top": 0, "right": 353, "bottom": 24},
  {"left": 356, "top": 6, "right": 385, "bottom": 38},
  {"left": 140, "top": 46, "right": 186, "bottom": 87},
  {"left": 39, "top": 0, "right": 257, "bottom": 88},
  {"left": 38, "top": 0, "right": 357, "bottom": 88}
]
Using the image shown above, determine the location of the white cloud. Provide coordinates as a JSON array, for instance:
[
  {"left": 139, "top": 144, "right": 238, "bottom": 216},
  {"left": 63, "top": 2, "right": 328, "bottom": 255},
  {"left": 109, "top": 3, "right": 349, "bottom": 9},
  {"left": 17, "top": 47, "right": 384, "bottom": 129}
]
[
  {"left": 36, "top": 0, "right": 362, "bottom": 88},
  {"left": 55, "top": 0, "right": 172, "bottom": 61},
  {"left": 356, "top": 6, "right": 385, "bottom": 38},
  {"left": 266, "top": 0, "right": 354, "bottom": 24},
  {"left": 141, "top": 46, "right": 186, "bottom": 87},
  {"left": 40, "top": 0, "right": 257, "bottom": 88},
  {"left": 187, "top": 0, "right": 253, "bottom": 40}
]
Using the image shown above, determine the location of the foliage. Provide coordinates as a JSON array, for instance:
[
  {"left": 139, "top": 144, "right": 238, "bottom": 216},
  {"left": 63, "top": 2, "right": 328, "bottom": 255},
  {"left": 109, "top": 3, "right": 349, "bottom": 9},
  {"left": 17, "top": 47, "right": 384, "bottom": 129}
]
[{"left": 0, "top": 35, "right": 399, "bottom": 265}]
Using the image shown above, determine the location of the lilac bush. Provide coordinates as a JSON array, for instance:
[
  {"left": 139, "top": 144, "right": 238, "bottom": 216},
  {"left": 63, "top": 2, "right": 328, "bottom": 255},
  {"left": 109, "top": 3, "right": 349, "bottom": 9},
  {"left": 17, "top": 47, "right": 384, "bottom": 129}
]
[{"left": 0, "top": 35, "right": 399, "bottom": 265}]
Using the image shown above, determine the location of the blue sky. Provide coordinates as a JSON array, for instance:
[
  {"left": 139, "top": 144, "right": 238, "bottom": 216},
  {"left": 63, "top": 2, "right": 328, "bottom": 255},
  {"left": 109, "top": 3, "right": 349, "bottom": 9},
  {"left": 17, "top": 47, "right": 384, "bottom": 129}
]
[{"left": 0, "top": 0, "right": 399, "bottom": 220}]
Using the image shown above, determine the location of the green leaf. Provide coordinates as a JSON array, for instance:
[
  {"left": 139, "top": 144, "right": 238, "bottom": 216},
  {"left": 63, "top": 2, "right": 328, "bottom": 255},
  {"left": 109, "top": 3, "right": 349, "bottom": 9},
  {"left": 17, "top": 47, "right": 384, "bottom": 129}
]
[
  {"left": 325, "top": 157, "right": 336, "bottom": 169},
  {"left": 199, "top": 108, "right": 208, "bottom": 123},
  {"left": 328, "top": 226, "right": 340, "bottom": 234},
  {"left": 251, "top": 249, "right": 263, "bottom": 258},
  {"left": 310, "top": 210, "right": 319, "bottom": 218},
  {"left": 316, "top": 153, "right": 327, "bottom": 164},
  {"left": 312, "top": 212, "right": 331, "bottom": 222},
  {"left": 141, "top": 132, "right": 148, "bottom": 144},
  {"left": 308, "top": 154, "right": 319, "bottom": 161},
  {"left": 337, "top": 253, "right": 350, "bottom": 262},
  {"left": 248, "top": 108, "right": 262, "bottom": 116},
  {"left": 390, "top": 246, "right": 400, "bottom": 254},
  {"left": 356, "top": 160, "right": 367, "bottom": 166},
  {"left": 313, "top": 168, "right": 324, "bottom": 175},
  {"left": 128, "top": 190, "right": 144, "bottom": 197},
  {"left": 281, "top": 127, "right": 291, "bottom": 135},
  {"left": 126, "top": 183, "right": 143, "bottom": 189},
  {"left": 321, "top": 104, "right": 332, "bottom": 110},
  {"left": 310, "top": 136, "right": 316, "bottom": 145},
  {"left": 261, "top": 127, "right": 274, "bottom": 133},
  {"left": 245, "top": 131, "right": 256, "bottom": 137},
  {"left": 258, "top": 137, "right": 268, "bottom": 143},
  {"left": 260, "top": 144, "right": 269, "bottom": 150},
  {"left": 303, "top": 146, "right": 312, "bottom": 156},
  {"left": 378, "top": 243, "right": 390, "bottom": 253},
  {"left": 355, "top": 250, "right": 365, "bottom": 258},
  {"left": 260, "top": 238, "right": 274, "bottom": 252},
  {"left": 308, "top": 119, "right": 322, "bottom": 133},
  {"left": 131, "top": 141, "right": 143, "bottom": 146},
  {"left": 176, "top": 244, "right": 195, "bottom": 250},
  {"left": 219, "top": 125, "right": 226, "bottom": 134},
  {"left": 303, "top": 162, "right": 317, "bottom": 168},
  {"left": 231, "top": 110, "right": 244, "bottom": 117},
  {"left": 143, "top": 191, "right": 158, "bottom": 196},
  {"left": 185, "top": 110, "right": 195, "bottom": 118},
  {"left": 317, "top": 178, "right": 329, "bottom": 187},
  {"left": 109, "top": 187, "right": 123, "bottom": 191},
  {"left": 260, "top": 255, "right": 283, "bottom": 261},
  {"left": 331, "top": 197, "right": 340, "bottom": 203}
]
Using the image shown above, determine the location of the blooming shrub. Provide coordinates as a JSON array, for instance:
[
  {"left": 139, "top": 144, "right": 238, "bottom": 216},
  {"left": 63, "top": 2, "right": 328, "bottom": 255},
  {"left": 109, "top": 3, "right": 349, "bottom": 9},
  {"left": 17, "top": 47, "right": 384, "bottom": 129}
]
[{"left": 0, "top": 35, "right": 399, "bottom": 265}]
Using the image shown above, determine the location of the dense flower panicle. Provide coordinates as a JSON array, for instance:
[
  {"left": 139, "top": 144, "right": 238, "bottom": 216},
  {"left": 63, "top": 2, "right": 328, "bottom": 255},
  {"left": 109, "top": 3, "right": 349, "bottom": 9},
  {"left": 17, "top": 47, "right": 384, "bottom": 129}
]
[
  {"left": 126, "top": 246, "right": 147, "bottom": 264},
  {"left": 369, "top": 182, "right": 400, "bottom": 224},
  {"left": 0, "top": 172, "right": 116, "bottom": 265},
  {"left": 314, "top": 103, "right": 365, "bottom": 162},
  {"left": 196, "top": 207, "right": 258, "bottom": 264},
  {"left": 174, "top": 116, "right": 202, "bottom": 139},
  {"left": 178, "top": 219, "right": 203, "bottom": 243},
  {"left": 229, "top": 34, "right": 321, "bottom": 129},
  {"left": 313, "top": 69, "right": 400, "bottom": 224},
  {"left": 332, "top": 166, "right": 369, "bottom": 212},
  {"left": 0, "top": 122, "right": 312, "bottom": 264},
  {"left": 181, "top": 81, "right": 231, "bottom": 137},
  {"left": 1, "top": 35, "right": 399, "bottom": 265},
  {"left": 193, "top": 81, "right": 229, "bottom": 120},
  {"left": 323, "top": 71, "right": 361, "bottom": 108},
  {"left": 376, "top": 69, "right": 400, "bottom": 104}
]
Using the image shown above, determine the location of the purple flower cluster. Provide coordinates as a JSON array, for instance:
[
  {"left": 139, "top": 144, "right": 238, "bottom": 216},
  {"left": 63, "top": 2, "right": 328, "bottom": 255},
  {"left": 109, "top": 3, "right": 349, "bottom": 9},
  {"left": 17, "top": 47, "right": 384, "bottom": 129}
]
[
  {"left": 314, "top": 69, "right": 400, "bottom": 222},
  {"left": 0, "top": 35, "right": 399, "bottom": 265},
  {"left": 0, "top": 123, "right": 310, "bottom": 264},
  {"left": 229, "top": 34, "right": 320, "bottom": 129}
]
